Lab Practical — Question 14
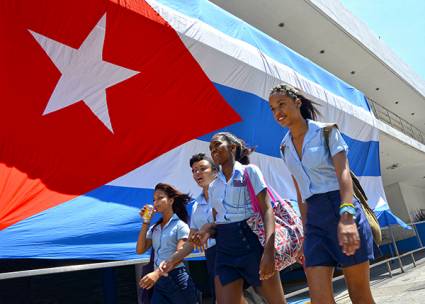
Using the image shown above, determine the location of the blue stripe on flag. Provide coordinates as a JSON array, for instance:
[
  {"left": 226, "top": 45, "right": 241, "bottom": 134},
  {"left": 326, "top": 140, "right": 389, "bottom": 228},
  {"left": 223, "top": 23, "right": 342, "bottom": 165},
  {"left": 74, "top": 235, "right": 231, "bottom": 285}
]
[
  {"left": 156, "top": 0, "right": 370, "bottom": 111},
  {"left": 344, "top": 136, "right": 381, "bottom": 177},
  {"left": 199, "top": 83, "right": 380, "bottom": 176},
  {"left": 0, "top": 186, "right": 194, "bottom": 260}
]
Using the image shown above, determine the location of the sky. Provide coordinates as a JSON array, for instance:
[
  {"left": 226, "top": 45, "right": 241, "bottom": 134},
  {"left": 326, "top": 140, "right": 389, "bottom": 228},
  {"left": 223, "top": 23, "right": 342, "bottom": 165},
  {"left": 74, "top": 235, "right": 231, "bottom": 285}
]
[{"left": 340, "top": 0, "right": 425, "bottom": 81}]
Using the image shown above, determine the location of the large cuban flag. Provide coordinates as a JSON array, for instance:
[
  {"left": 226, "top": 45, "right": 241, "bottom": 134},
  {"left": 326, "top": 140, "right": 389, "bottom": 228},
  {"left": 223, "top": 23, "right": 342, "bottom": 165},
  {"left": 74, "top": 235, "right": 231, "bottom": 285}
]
[{"left": 0, "top": 0, "right": 388, "bottom": 260}]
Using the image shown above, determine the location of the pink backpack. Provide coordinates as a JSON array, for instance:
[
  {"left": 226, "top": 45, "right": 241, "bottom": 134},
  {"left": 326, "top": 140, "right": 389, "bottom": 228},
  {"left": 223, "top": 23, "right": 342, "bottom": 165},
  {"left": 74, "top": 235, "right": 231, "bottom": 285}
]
[{"left": 244, "top": 170, "right": 304, "bottom": 271}]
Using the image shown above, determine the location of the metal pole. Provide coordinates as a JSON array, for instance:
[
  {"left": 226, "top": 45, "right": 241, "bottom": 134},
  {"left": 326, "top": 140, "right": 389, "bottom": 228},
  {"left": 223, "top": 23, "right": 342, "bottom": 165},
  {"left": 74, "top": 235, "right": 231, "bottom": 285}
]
[
  {"left": 386, "top": 261, "right": 393, "bottom": 278},
  {"left": 389, "top": 225, "right": 405, "bottom": 273},
  {"left": 411, "top": 253, "right": 417, "bottom": 267},
  {"left": 413, "top": 223, "right": 423, "bottom": 248}
]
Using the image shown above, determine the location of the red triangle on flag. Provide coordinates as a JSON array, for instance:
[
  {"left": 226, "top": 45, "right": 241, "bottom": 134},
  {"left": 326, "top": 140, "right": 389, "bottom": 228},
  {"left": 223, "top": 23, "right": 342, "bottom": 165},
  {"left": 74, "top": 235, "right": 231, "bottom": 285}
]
[{"left": 0, "top": 0, "right": 240, "bottom": 230}]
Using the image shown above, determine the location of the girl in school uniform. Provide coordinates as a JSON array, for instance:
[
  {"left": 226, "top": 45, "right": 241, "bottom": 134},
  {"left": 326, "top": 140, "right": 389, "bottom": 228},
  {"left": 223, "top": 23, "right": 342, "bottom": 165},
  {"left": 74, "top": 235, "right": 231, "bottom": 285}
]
[
  {"left": 195, "top": 132, "right": 286, "bottom": 304},
  {"left": 269, "top": 84, "right": 375, "bottom": 304},
  {"left": 136, "top": 183, "right": 199, "bottom": 304},
  {"left": 159, "top": 153, "right": 218, "bottom": 302}
]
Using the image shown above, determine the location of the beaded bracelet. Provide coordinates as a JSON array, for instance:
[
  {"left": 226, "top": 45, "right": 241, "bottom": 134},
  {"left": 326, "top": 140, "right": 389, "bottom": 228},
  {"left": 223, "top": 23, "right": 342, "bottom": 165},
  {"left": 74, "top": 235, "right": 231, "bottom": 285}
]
[{"left": 339, "top": 202, "right": 355, "bottom": 209}]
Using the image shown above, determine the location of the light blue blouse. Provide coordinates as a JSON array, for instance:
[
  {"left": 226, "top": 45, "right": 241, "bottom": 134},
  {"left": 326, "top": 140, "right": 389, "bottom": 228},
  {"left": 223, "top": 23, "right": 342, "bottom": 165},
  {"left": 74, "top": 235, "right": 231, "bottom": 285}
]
[
  {"left": 147, "top": 214, "right": 190, "bottom": 269},
  {"left": 190, "top": 193, "right": 216, "bottom": 248},
  {"left": 209, "top": 161, "right": 267, "bottom": 224},
  {"left": 280, "top": 120, "right": 348, "bottom": 201}
]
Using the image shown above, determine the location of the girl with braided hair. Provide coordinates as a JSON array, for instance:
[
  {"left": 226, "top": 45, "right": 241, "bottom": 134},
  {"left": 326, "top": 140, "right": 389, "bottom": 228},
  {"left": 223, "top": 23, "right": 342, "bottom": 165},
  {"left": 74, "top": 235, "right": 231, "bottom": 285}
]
[
  {"left": 269, "top": 84, "right": 375, "bottom": 303},
  {"left": 194, "top": 132, "right": 286, "bottom": 304}
]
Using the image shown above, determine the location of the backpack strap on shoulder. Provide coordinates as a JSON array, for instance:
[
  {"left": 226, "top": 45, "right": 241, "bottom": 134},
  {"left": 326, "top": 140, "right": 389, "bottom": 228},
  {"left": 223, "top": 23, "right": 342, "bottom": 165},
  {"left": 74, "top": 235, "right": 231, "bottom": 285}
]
[
  {"left": 322, "top": 123, "right": 368, "bottom": 201},
  {"left": 280, "top": 144, "right": 286, "bottom": 156},
  {"left": 322, "top": 123, "right": 338, "bottom": 150}
]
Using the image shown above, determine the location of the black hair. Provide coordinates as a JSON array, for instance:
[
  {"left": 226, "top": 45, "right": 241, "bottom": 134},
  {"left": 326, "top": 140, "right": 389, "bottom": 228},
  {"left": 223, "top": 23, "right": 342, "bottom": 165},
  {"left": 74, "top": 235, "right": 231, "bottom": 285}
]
[
  {"left": 270, "top": 83, "right": 319, "bottom": 121},
  {"left": 189, "top": 153, "right": 218, "bottom": 172},
  {"left": 212, "top": 132, "right": 254, "bottom": 165},
  {"left": 154, "top": 183, "right": 191, "bottom": 224}
]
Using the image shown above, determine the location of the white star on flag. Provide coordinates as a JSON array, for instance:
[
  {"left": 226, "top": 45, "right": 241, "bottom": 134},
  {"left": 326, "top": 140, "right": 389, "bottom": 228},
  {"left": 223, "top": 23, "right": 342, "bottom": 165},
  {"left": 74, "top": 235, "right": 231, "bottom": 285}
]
[{"left": 29, "top": 14, "right": 139, "bottom": 132}]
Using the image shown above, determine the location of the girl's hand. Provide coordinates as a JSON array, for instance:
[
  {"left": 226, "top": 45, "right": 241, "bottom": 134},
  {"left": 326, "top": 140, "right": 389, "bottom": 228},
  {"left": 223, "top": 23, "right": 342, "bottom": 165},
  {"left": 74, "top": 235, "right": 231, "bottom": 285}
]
[
  {"left": 338, "top": 214, "right": 360, "bottom": 256},
  {"left": 198, "top": 223, "right": 216, "bottom": 236},
  {"left": 188, "top": 229, "right": 198, "bottom": 243},
  {"left": 139, "top": 271, "right": 161, "bottom": 290},
  {"left": 190, "top": 230, "right": 210, "bottom": 252},
  {"left": 138, "top": 207, "right": 145, "bottom": 219},
  {"left": 139, "top": 205, "right": 155, "bottom": 223},
  {"left": 159, "top": 260, "right": 173, "bottom": 274},
  {"left": 189, "top": 223, "right": 215, "bottom": 252},
  {"left": 295, "top": 240, "right": 305, "bottom": 266},
  {"left": 190, "top": 223, "right": 215, "bottom": 252},
  {"left": 259, "top": 249, "right": 276, "bottom": 280}
]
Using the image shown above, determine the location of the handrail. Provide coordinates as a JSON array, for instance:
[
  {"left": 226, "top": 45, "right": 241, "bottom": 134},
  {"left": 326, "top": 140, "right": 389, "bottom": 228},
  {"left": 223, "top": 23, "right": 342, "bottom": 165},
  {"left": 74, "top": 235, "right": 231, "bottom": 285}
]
[
  {"left": 406, "top": 219, "right": 425, "bottom": 226},
  {"left": 0, "top": 252, "right": 205, "bottom": 280},
  {"left": 2, "top": 220, "right": 425, "bottom": 301},
  {"left": 368, "top": 98, "right": 425, "bottom": 144}
]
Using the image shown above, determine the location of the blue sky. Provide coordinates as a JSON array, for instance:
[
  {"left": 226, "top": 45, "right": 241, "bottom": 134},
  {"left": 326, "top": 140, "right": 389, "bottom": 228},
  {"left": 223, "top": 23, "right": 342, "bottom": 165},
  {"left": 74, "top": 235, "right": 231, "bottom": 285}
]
[{"left": 340, "top": 0, "right": 425, "bottom": 81}]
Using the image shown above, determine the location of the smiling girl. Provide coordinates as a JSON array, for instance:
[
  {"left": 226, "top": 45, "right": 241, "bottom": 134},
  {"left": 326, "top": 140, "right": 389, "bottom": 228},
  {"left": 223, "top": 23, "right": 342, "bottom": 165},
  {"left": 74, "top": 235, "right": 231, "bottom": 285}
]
[
  {"left": 198, "top": 132, "right": 286, "bottom": 304},
  {"left": 269, "top": 84, "right": 375, "bottom": 304}
]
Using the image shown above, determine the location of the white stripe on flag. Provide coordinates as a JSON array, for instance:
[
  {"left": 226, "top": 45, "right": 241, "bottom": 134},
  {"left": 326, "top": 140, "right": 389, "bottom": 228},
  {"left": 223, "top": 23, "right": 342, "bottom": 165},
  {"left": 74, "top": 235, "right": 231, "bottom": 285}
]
[
  {"left": 147, "top": 0, "right": 378, "bottom": 143},
  {"left": 108, "top": 139, "right": 296, "bottom": 200}
]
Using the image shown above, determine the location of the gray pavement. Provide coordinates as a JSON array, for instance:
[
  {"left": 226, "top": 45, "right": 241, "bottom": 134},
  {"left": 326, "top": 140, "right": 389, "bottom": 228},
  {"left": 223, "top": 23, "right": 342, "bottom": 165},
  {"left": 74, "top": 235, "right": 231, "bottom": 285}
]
[
  {"left": 335, "top": 259, "right": 425, "bottom": 304},
  {"left": 287, "top": 251, "right": 425, "bottom": 304},
  {"left": 205, "top": 252, "right": 425, "bottom": 303}
]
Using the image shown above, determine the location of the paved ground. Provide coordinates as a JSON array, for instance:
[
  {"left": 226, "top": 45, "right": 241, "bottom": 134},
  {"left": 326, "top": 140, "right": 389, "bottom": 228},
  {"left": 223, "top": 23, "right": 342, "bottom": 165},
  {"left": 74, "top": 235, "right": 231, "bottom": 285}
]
[
  {"left": 202, "top": 252, "right": 425, "bottom": 303},
  {"left": 288, "top": 251, "right": 425, "bottom": 304},
  {"left": 335, "top": 259, "right": 425, "bottom": 304}
]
